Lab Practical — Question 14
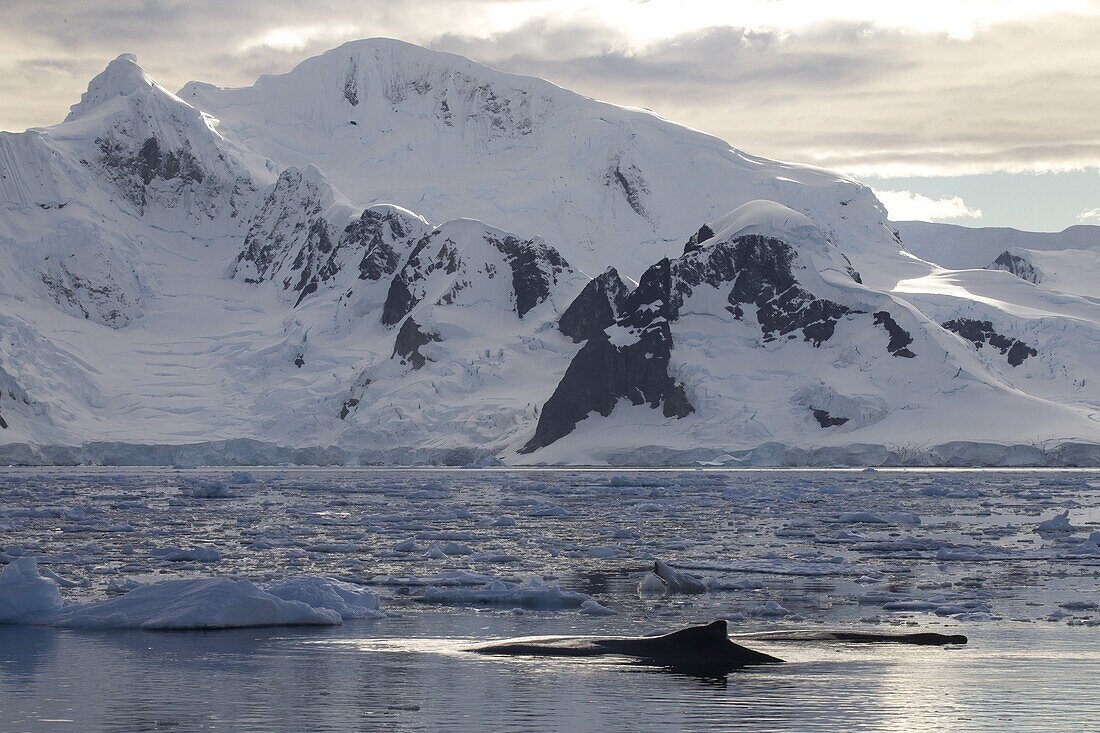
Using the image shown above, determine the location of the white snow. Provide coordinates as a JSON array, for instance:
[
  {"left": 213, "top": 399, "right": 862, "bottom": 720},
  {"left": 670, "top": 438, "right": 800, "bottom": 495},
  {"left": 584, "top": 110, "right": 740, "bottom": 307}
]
[
  {"left": 417, "top": 577, "right": 602, "bottom": 611},
  {"left": 0, "top": 555, "right": 386, "bottom": 629},
  {"left": 0, "top": 40, "right": 1096, "bottom": 465},
  {"left": 0, "top": 558, "right": 63, "bottom": 623},
  {"left": 262, "top": 576, "right": 385, "bottom": 619}
]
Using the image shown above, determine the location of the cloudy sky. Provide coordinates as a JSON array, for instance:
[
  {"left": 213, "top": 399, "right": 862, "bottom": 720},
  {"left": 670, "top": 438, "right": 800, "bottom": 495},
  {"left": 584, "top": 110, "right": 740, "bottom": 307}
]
[{"left": 3, "top": 0, "right": 1099, "bottom": 230}]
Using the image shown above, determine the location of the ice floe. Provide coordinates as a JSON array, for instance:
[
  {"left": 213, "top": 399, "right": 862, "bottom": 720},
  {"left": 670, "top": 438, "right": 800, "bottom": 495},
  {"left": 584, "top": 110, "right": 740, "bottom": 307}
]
[{"left": 0, "top": 558, "right": 384, "bottom": 629}]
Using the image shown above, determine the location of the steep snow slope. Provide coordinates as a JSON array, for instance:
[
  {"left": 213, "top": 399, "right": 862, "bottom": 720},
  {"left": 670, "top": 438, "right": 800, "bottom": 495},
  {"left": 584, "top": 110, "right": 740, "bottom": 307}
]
[
  {"left": 897, "top": 221, "right": 1100, "bottom": 270},
  {"left": 515, "top": 201, "right": 1100, "bottom": 463},
  {"left": 179, "top": 39, "right": 910, "bottom": 284},
  {"left": 985, "top": 247, "right": 1100, "bottom": 300},
  {"left": 0, "top": 43, "right": 1098, "bottom": 465}
]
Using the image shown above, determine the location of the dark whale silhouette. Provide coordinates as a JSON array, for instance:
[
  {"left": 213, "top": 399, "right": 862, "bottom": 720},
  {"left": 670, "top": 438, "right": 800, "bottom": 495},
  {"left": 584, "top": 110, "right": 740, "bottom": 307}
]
[
  {"left": 470, "top": 620, "right": 968, "bottom": 674},
  {"left": 471, "top": 619, "right": 782, "bottom": 673},
  {"left": 735, "top": 630, "right": 968, "bottom": 646}
]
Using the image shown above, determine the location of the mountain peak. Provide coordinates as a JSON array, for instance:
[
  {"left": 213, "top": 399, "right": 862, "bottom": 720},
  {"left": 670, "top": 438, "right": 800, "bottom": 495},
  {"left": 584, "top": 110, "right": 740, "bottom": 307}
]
[{"left": 65, "top": 53, "right": 161, "bottom": 122}]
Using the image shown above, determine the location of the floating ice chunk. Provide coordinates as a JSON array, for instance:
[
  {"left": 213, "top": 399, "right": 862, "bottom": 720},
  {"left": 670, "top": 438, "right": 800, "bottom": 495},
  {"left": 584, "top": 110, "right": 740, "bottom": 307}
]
[
  {"left": 752, "top": 601, "right": 795, "bottom": 618},
  {"left": 579, "top": 599, "right": 616, "bottom": 615},
  {"left": 439, "top": 541, "right": 473, "bottom": 556},
  {"left": 150, "top": 546, "right": 222, "bottom": 562},
  {"left": 652, "top": 560, "right": 707, "bottom": 594},
  {"left": 262, "top": 576, "right": 385, "bottom": 619},
  {"left": 529, "top": 505, "right": 571, "bottom": 518},
  {"left": 417, "top": 577, "right": 595, "bottom": 610},
  {"left": 38, "top": 566, "right": 88, "bottom": 589},
  {"left": 180, "top": 479, "right": 231, "bottom": 499},
  {"left": 835, "top": 512, "right": 921, "bottom": 526},
  {"left": 584, "top": 546, "right": 625, "bottom": 559},
  {"left": 705, "top": 578, "right": 765, "bottom": 591},
  {"left": 406, "top": 489, "right": 449, "bottom": 500},
  {"left": 882, "top": 600, "right": 940, "bottom": 612},
  {"left": 490, "top": 516, "right": 516, "bottom": 527},
  {"left": 423, "top": 544, "right": 447, "bottom": 559},
  {"left": 230, "top": 472, "right": 256, "bottom": 484},
  {"left": 53, "top": 578, "right": 342, "bottom": 629},
  {"left": 1069, "top": 531, "right": 1100, "bottom": 555},
  {"left": 1058, "top": 600, "right": 1098, "bottom": 611},
  {"left": 638, "top": 572, "right": 667, "bottom": 596},
  {"left": 393, "top": 539, "right": 419, "bottom": 553},
  {"left": 1035, "top": 510, "right": 1079, "bottom": 534},
  {"left": 471, "top": 552, "right": 521, "bottom": 563},
  {"left": 0, "top": 558, "right": 63, "bottom": 623},
  {"left": 367, "top": 571, "right": 501, "bottom": 587}
]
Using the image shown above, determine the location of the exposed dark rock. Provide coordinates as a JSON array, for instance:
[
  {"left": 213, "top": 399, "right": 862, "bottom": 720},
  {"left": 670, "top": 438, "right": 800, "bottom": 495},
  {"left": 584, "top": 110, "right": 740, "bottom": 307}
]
[
  {"left": 240, "top": 169, "right": 424, "bottom": 306},
  {"left": 520, "top": 322, "right": 692, "bottom": 454},
  {"left": 382, "top": 237, "right": 432, "bottom": 326},
  {"left": 0, "top": 394, "right": 7, "bottom": 429},
  {"left": 392, "top": 317, "right": 441, "bottom": 370},
  {"left": 134, "top": 137, "right": 204, "bottom": 186},
  {"left": 526, "top": 233, "right": 857, "bottom": 452},
  {"left": 352, "top": 209, "right": 413, "bottom": 281},
  {"left": 289, "top": 208, "right": 423, "bottom": 307},
  {"left": 942, "top": 318, "right": 1038, "bottom": 366},
  {"left": 293, "top": 353, "right": 305, "bottom": 368},
  {"left": 841, "top": 253, "right": 863, "bottom": 284},
  {"left": 605, "top": 160, "right": 650, "bottom": 219},
  {"left": 987, "top": 251, "right": 1041, "bottom": 284},
  {"left": 558, "top": 268, "right": 629, "bottom": 342},
  {"left": 236, "top": 169, "right": 326, "bottom": 283},
  {"left": 343, "top": 59, "right": 360, "bottom": 106},
  {"left": 873, "top": 311, "right": 916, "bottom": 357},
  {"left": 286, "top": 220, "right": 335, "bottom": 306},
  {"left": 812, "top": 409, "right": 848, "bottom": 428},
  {"left": 683, "top": 224, "right": 715, "bottom": 254},
  {"left": 339, "top": 398, "right": 359, "bottom": 420},
  {"left": 40, "top": 266, "right": 132, "bottom": 328},
  {"left": 96, "top": 135, "right": 206, "bottom": 212},
  {"left": 382, "top": 230, "right": 569, "bottom": 326},
  {"left": 674, "top": 235, "right": 851, "bottom": 346},
  {"left": 489, "top": 235, "right": 570, "bottom": 318}
]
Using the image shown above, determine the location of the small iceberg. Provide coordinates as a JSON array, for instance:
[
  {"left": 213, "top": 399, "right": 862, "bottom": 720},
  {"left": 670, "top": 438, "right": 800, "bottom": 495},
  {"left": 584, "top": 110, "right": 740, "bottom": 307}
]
[{"left": 0, "top": 558, "right": 384, "bottom": 630}]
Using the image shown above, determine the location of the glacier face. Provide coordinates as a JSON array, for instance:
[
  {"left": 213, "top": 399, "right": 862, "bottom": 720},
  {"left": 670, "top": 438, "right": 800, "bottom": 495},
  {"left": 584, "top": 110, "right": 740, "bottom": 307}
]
[{"left": 0, "top": 40, "right": 1098, "bottom": 465}]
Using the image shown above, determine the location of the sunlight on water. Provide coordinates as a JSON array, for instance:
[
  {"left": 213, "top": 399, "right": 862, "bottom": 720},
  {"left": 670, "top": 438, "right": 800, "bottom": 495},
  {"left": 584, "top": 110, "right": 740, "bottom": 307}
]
[{"left": 1, "top": 468, "right": 1098, "bottom": 731}]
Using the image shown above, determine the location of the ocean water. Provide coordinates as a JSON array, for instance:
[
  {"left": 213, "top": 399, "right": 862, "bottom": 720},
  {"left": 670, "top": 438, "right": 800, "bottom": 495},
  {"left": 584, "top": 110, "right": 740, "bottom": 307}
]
[{"left": 1, "top": 468, "right": 1098, "bottom": 731}]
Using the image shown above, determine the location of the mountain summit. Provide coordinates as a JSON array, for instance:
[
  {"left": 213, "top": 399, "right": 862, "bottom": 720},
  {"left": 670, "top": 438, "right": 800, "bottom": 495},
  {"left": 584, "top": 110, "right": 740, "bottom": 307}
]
[{"left": 0, "top": 40, "right": 1097, "bottom": 465}]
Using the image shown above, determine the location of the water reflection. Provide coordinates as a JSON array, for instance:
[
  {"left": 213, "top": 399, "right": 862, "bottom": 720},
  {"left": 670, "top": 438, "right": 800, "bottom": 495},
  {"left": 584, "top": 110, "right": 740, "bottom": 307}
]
[{"left": 2, "top": 615, "right": 1098, "bottom": 732}]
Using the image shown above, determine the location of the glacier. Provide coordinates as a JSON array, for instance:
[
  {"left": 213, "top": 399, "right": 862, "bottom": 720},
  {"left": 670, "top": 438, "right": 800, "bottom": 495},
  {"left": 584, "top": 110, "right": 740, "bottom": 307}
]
[{"left": 1, "top": 39, "right": 1098, "bottom": 465}]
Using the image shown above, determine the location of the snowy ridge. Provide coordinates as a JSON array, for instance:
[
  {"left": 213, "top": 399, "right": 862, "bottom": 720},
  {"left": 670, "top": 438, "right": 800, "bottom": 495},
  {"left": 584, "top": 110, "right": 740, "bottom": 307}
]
[{"left": 0, "top": 41, "right": 1098, "bottom": 465}]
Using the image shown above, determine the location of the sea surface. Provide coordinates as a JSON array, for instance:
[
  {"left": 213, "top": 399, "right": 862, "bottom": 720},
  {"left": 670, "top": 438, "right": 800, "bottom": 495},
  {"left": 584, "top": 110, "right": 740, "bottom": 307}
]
[{"left": 1, "top": 468, "right": 1098, "bottom": 732}]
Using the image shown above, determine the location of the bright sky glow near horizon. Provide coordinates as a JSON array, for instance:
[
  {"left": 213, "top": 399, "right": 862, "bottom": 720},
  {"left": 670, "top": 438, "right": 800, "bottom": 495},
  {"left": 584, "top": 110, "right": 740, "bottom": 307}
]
[{"left": 2, "top": 0, "right": 1099, "bottom": 230}]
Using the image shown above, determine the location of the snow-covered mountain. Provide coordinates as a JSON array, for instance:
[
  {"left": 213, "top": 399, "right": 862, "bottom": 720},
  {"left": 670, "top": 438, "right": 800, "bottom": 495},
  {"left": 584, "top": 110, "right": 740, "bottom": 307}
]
[
  {"left": 897, "top": 220, "right": 1100, "bottom": 270},
  {"left": 0, "top": 40, "right": 1097, "bottom": 465}
]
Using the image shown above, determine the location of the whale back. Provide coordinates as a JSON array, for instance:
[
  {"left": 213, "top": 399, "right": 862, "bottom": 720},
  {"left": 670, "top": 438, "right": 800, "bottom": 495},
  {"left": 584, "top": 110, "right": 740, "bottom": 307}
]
[{"left": 597, "top": 619, "right": 781, "bottom": 667}]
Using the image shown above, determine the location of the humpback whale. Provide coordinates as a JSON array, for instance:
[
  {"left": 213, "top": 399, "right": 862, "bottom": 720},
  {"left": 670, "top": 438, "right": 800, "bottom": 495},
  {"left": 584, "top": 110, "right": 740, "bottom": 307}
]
[
  {"left": 735, "top": 630, "right": 968, "bottom": 646},
  {"left": 471, "top": 620, "right": 968, "bottom": 674},
  {"left": 471, "top": 620, "right": 782, "bottom": 673}
]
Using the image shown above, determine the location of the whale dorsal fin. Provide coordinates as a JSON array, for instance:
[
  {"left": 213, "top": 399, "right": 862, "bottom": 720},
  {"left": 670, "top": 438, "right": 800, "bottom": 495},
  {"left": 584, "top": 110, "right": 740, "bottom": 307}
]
[{"left": 657, "top": 620, "right": 729, "bottom": 646}]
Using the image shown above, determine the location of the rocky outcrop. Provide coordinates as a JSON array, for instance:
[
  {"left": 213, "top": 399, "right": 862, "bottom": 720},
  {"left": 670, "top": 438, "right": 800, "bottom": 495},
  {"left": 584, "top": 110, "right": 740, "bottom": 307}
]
[
  {"left": 490, "top": 235, "right": 570, "bottom": 318},
  {"left": 520, "top": 321, "right": 692, "bottom": 454},
  {"left": 557, "top": 268, "right": 629, "bottom": 342},
  {"left": 382, "top": 227, "right": 569, "bottom": 326},
  {"left": 527, "top": 231, "right": 859, "bottom": 452},
  {"left": 392, "top": 317, "right": 440, "bottom": 370},
  {"left": 812, "top": 409, "right": 848, "bottom": 428},
  {"left": 942, "top": 318, "right": 1037, "bottom": 366},
  {"left": 987, "top": 250, "right": 1041, "bottom": 284},
  {"left": 873, "top": 311, "right": 916, "bottom": 358}
]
